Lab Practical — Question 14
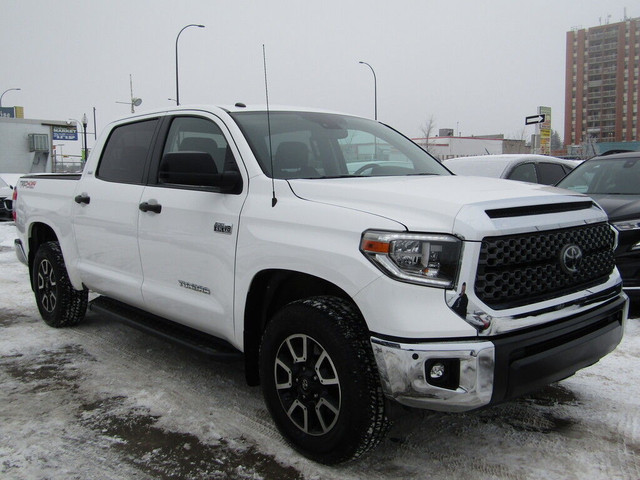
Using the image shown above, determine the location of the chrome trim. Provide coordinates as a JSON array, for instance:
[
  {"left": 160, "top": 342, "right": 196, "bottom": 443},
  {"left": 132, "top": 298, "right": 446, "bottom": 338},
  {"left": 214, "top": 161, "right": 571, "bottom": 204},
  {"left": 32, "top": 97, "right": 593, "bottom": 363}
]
[
  {"left": 14, "top": 239, "right": 28, "bottom": 266},
  {"left": 445, "top": 271, "right": 624, "bottom": 336},
  {"left": 370, "top": 337, "right": 494, "bottom": 412}
]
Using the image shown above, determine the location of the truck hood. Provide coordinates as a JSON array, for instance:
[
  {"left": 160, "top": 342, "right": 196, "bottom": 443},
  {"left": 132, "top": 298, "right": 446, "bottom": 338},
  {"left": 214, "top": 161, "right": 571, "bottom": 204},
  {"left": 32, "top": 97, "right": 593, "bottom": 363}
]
[{"left": 288, "top": 175, "right": 604, "bottom": 240}]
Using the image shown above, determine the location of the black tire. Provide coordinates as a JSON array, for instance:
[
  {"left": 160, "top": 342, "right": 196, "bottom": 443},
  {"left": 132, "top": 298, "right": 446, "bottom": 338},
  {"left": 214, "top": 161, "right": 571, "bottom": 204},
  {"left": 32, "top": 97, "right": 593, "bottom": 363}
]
[
  {"left": 32, "top": 241, "right": 88, "bottom": 328},
  {"left": 259, "top": 296, "right": 389, "bottom": 464}
]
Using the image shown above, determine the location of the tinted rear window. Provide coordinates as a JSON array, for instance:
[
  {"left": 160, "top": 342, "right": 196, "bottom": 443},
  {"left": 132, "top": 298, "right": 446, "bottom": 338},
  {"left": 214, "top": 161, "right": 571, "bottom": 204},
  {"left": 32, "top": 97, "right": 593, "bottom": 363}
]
[
  {"left": 508, "top": 163, "right": 537, "bottom": 183},
  {"left": 538, "top": 162, "right": 568, "bottom": 185},
  {"left": 97, "top": 119, "right": 158, "bottom": 184}
]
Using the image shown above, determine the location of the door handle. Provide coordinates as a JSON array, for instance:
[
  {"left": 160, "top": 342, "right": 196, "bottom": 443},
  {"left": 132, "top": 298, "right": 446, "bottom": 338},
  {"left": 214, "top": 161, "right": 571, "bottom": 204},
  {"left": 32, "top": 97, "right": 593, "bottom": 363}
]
[
  {"left": 74, "top": 194, "right": 91, "bottom": 205},
  {"left": 139, "top": 202, "right": 162, "bottom": 214}
]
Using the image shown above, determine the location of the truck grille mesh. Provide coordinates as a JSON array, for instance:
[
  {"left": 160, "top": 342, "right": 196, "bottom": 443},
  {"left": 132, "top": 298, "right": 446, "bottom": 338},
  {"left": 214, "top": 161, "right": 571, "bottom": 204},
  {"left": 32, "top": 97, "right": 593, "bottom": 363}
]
[{"left": 475, "top": 223, "right": 615, "bottom": 309}]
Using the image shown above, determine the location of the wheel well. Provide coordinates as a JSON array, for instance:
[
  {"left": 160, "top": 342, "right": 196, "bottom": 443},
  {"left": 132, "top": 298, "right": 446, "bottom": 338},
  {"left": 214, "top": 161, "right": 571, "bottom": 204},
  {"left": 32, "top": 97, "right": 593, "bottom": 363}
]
[
  {"left": 27, "top": 223, "right": 59, "bottom": 284},
  {"left": 243, "top": 270, "right": 354, "bottom": 386}
]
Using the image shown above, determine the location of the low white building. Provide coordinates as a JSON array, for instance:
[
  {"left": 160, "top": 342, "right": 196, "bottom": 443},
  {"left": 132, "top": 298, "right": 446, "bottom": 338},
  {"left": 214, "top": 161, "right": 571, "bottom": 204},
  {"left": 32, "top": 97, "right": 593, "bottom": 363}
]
[
  {"left": 413, "top": 135, "right": 528, "bottom": 160},
  {"left": 0, "top": 117, "right": 79, "bottom": 173}
]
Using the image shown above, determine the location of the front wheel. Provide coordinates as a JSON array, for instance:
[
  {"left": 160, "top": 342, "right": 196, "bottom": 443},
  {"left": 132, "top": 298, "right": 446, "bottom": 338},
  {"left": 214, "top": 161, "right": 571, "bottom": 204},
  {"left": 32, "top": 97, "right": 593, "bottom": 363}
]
[
  {"left": 259, "top": 296, "right": 389, "bottom": 464},
  {"left": 32, "top": 241, "right": 88, "bottom": 327}
]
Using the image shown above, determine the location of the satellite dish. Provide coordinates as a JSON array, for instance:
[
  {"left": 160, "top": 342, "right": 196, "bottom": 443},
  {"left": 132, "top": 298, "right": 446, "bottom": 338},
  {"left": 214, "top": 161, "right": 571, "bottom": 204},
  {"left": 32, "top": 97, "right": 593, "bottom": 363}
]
[{"left": 132, "top": 98, "right": 142, "bottom": 107}]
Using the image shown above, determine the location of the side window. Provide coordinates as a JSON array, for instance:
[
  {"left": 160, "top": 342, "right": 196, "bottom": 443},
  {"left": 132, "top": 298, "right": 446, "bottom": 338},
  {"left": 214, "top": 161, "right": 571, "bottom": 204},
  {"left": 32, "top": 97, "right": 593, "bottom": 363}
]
[
  {"left": 538, "top": 162, "right": 568, "bottom": 185},
  {"left": 508, "top": 163, "right": 537, "bottom": 183},
  {"left": 97, "top": 119, "right": 158, "bottom": 184},
  {"left": 162, "top": 116, "right": 237, "bottom": 176}
]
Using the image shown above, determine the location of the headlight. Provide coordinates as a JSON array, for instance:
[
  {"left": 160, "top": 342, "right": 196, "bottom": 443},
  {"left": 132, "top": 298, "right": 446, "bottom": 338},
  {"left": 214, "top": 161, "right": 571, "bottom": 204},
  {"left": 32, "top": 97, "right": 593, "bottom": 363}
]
[
  {"left": 360, "top": 230, "right": 462, "bottom": 287},
  {"left": 612, "top": 219, "right": 640, "bottom": 231}
]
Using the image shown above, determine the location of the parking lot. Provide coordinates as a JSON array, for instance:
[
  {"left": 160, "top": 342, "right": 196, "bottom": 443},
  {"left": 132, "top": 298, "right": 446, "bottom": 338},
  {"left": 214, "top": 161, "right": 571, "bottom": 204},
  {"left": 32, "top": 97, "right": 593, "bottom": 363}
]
[{"left": 1, "top": 221, "right": 639, "bottom": 480}]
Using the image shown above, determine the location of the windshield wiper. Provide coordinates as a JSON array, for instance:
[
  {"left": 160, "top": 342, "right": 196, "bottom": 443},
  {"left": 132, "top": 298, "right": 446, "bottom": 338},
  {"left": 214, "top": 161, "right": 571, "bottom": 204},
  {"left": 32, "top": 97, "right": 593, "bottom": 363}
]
[{"left": 315, "top": 175, "right": 360, "bottom": 179}]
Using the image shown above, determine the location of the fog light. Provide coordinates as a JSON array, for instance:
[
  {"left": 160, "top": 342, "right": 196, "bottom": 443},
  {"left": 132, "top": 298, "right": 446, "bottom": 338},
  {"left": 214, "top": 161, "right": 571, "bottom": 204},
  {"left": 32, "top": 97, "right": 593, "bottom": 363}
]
[
  {"left": 424, "top": 358, "right": 460, "bottom": 390},
  {"left": 430, "top": 362, "right": 445, "bottom": 379}
]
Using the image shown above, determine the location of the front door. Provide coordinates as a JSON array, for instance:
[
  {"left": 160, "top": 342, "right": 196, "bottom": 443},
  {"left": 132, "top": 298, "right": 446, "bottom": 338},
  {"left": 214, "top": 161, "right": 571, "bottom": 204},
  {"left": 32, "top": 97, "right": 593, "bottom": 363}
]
[{"left": 137, "top": 114, "right": 247, "bottom": 341}]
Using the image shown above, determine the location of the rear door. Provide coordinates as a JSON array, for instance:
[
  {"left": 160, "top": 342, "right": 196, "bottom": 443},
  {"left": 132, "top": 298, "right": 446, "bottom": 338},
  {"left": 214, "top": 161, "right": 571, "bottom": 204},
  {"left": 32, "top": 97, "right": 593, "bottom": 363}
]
[
  {"left": 137, "top": 114, "right": 247, "bottom": 340},
  {"left": 73, "top": 118, "right": 158, "bottom": 307}
]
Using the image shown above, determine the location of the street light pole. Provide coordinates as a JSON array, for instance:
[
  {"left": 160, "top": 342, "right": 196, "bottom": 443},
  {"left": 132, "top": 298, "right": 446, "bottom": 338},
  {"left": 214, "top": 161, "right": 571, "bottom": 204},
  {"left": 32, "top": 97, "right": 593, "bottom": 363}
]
[
  {"left": 175, "top": 24, "right": 205, "bottom": 106},
  {"left": 82, "top": 113, "right": 88, "bottom": 163},
  {"left": 358, "top": 61, "right": 377, "bottom": 120},
  {"left": 68, "top": 116, "right": 88, "bottom": 164},
  {"left": 0, "top": 87, "right": 21, "bottom": 108}
]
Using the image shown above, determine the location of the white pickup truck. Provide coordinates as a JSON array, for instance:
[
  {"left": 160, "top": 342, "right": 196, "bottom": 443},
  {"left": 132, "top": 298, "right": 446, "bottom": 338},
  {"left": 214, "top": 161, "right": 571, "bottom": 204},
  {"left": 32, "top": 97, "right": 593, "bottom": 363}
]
[{"left": 13, "top": 105, "right": 628, "bottom": 464}]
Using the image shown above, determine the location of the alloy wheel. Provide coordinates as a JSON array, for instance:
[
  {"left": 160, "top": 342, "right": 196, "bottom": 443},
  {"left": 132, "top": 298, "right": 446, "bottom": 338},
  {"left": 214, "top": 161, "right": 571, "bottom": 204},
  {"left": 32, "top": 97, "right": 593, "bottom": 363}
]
[
  {"left": 274, "top": 334, "right": 341, "bottom": 435},
  {"left": 37, "top": 259, "right": 57, "bottom": 313}
]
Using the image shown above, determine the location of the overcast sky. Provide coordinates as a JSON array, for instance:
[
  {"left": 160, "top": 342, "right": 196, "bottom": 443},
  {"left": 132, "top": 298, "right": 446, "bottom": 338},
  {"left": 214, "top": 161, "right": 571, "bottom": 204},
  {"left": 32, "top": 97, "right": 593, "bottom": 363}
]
[{"left": 1, "top": 0, "right": 637, "bottom": 154}]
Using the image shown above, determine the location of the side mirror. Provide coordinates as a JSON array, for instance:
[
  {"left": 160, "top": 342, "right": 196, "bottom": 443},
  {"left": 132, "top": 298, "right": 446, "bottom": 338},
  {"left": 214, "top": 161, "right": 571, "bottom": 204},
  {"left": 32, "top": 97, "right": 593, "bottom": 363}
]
[{"left": 159, "top": 152, "right": 242, "bottom": 193}]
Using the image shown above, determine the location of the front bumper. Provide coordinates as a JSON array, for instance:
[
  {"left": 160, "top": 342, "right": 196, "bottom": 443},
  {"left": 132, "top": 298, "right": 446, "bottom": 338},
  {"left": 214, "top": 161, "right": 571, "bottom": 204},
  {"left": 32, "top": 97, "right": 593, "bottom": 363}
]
[
  {"left": 616, "top": 228, "right": 640, "bottom": 288},
  {"left": 371, "top": 292, "right": 628, "bottom": 412},
  {"left": 616, "top": 251, "right": 640, "bottom": 297},
  {"left": 0, "top": 200, "right": 11, "bottom": 219}
]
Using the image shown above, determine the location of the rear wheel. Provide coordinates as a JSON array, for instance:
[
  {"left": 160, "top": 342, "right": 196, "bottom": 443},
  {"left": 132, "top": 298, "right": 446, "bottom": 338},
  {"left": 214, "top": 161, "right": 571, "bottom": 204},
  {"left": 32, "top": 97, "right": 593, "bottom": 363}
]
[
  {"left": 259, "top": 296, "right": 389, "bottom": 464},
  {"left": 32, "top": 241, "right": 88, "bottom": 327}
]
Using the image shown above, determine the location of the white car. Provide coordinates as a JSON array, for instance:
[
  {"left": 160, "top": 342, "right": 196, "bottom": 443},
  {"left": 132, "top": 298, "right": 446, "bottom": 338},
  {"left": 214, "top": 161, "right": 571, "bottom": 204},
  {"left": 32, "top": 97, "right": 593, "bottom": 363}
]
[
  {"left": 0, "top": 174, "right": 22, "bottom": 220},
  {"left": 444, "top": 154, "right": 578, "bottom": 185}
]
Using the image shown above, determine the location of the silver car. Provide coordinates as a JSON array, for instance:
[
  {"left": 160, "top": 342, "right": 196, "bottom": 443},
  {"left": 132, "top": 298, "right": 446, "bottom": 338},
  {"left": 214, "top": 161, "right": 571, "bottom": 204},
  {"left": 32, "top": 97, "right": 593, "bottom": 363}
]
[{"left": 444, "top": 154, "right": 579, "bottom": 185}]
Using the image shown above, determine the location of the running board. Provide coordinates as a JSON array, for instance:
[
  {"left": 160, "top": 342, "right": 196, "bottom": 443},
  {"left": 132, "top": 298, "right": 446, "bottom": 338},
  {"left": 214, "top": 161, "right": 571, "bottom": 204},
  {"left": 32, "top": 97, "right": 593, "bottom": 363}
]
[{"left": 89, "top": 296, "right": 242, "bottom": 362}]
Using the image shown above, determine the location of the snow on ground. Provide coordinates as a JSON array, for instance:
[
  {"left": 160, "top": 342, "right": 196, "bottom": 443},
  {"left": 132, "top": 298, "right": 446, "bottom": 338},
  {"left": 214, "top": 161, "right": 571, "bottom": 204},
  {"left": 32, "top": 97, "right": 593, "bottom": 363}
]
[{"left": 1, "top": 221, "right": 639, "bottom": 479}]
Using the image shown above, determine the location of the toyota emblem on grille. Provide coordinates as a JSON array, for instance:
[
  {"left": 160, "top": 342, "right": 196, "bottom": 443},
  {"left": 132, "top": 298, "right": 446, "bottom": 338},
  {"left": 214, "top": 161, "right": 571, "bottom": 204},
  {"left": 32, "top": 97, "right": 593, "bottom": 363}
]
[{"left": 560, "top": 244, "right": 583, "bottom": 274}]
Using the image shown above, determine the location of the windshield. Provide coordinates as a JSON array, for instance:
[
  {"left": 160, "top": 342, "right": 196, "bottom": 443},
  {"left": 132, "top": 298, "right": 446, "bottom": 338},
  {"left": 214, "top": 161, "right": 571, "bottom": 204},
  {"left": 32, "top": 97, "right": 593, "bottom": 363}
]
[
  {"left": 557, "top": 156, "right": 640, "bottom": 195},
  {"left": 229, "top": 111, "right": 450, "bottom": 179}
]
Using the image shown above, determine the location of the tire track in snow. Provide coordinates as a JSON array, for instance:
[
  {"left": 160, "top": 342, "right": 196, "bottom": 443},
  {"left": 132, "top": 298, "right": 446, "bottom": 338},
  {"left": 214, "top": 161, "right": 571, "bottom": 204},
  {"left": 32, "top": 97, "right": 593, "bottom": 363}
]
[{"left": 55, "top": 314, "right": 361, "bottom": 479}]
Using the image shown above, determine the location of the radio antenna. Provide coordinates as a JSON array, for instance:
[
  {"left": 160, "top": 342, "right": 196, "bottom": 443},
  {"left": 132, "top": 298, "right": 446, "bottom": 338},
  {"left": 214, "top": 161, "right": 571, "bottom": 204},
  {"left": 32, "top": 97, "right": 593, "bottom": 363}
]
[{"left": 263, "top": 44, "right": 277, "bottom": 207}]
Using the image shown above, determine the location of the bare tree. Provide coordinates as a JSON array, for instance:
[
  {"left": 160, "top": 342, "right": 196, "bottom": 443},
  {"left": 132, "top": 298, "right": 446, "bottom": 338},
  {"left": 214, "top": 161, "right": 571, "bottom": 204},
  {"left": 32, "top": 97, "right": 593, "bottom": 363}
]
[
  {"left": 510, "top": 127, "right": 528, "bottom": 143},
  {"left": 420, "top": 115, "right": 437, "bottom": 153}
]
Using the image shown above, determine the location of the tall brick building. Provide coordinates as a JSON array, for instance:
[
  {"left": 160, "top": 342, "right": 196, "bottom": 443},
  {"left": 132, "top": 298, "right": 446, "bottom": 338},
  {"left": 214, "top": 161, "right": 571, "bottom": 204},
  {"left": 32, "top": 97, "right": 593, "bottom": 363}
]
[{"left": 564, "top": 17, "right": 640, "bottom": 147}]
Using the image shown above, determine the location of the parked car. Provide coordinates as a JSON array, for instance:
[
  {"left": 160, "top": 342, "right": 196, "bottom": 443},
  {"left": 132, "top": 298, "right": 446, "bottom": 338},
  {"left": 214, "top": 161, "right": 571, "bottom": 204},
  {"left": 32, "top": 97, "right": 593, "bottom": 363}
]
[
  {"left": 0, "top": 173, "right": 24, "bottom": 188},
  {"left": 445, "top": 154, "right": 578, "bottom": 185},
  {"left": 556, "top": 151, "right": 640, "bottom": 299},
  {"left": 0, "top": 174, "right": 24, "bottom": 220},
  {"left": 0, "top": 176, "right": 14, "bottom": 220}
]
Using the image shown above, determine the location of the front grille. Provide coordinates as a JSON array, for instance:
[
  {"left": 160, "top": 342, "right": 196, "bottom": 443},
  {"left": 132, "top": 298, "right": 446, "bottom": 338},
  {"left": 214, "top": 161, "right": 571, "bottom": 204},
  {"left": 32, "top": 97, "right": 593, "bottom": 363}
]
[{"left": 475, "top": 223, "right": 615, "bottom": 309}]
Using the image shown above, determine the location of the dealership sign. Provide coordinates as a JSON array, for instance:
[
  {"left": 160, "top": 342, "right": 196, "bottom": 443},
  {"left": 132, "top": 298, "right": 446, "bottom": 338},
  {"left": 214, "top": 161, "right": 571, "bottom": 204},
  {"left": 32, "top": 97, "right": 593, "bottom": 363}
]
[
  {"left": 537, "top": 106, "right": 552, "bottom": 155},
  {"left": 52, "top": 126, "right": 78, "bottom": 141}
]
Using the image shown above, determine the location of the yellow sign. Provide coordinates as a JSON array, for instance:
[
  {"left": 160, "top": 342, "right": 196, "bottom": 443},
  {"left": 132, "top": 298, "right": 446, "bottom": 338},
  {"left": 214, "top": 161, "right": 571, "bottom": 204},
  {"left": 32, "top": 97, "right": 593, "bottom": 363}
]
[{"left": 538, "top": 106, "right": 551, "bottom": 154}]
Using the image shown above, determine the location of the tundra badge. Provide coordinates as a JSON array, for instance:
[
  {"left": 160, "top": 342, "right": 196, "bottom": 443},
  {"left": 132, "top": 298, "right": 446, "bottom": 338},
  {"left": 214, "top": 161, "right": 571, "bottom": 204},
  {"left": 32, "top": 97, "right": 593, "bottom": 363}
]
[{"left": 214, "top": 222, "right": 233, "bottom": 234}]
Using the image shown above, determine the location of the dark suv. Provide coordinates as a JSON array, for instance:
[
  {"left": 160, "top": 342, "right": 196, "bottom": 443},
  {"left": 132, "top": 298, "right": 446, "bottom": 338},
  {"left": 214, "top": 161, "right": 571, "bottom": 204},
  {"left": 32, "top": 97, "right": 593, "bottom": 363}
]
[{"left": 557, "top": 151, "right": 640, "bottom": 299}]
